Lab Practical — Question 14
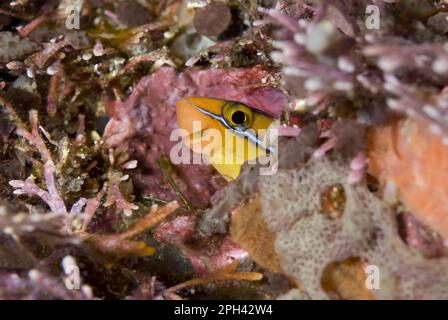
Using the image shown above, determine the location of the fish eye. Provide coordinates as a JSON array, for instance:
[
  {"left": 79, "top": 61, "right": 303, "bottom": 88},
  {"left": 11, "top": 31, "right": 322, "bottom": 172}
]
[
  {"left": 223, "top": 103, "right": 253, "bottom": 129},
  {"left": 231, "top": 110, "right": 246, "bottom": 125}
]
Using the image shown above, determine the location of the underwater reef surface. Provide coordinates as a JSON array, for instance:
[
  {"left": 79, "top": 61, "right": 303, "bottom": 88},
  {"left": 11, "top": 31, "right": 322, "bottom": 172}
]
[{"left": 0, "top": 0, "right": 447, "bottom": 300}]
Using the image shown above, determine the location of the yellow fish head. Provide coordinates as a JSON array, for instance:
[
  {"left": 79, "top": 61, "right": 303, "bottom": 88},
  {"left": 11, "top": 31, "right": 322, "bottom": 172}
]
[{"left": 176, "top": 97, "right": 274, "bottom": 180}]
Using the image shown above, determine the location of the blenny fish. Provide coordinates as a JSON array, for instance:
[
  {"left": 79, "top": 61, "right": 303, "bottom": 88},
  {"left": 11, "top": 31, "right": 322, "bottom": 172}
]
[{"left": 176, "top": 97, "right": 275, "bottom": 180}]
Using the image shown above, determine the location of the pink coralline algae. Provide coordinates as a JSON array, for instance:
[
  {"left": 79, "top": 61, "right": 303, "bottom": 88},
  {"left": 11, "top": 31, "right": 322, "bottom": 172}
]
[
  {"left": 154, "top": 214, "right": 248, "bottom": 274},
  {"left": 104, "top": 66, "right": 287, "bottom": 209}
]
